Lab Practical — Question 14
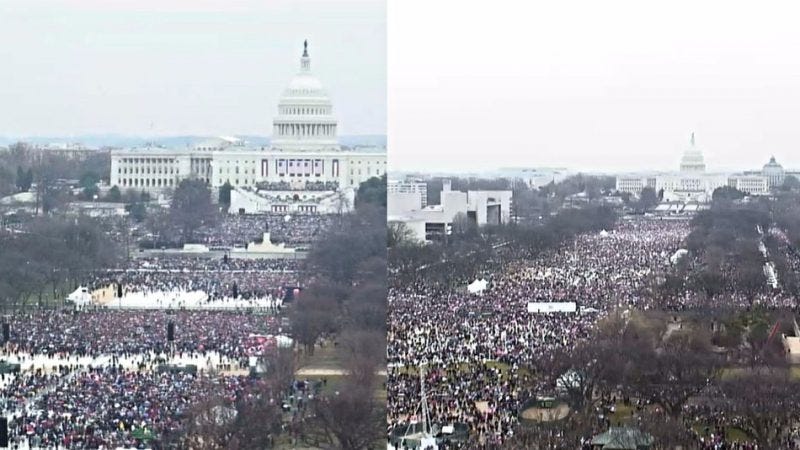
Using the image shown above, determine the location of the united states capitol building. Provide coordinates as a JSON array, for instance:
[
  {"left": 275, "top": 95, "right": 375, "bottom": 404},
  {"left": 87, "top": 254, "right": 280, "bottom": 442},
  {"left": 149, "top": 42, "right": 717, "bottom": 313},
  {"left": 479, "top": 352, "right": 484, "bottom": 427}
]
[
  {"left": 616, "top": 133, "right": 798, "bottom": 202},
  {"left": 109, "top": 42, "right": 386, "bottom": 214}
]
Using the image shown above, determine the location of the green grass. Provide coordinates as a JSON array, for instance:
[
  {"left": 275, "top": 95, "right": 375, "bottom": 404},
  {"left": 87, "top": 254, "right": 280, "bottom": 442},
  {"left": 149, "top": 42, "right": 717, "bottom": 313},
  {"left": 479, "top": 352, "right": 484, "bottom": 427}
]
[
  {"left": 609, "top": 404, "right": 634, "bottom": 426},
  {"left": 719, "top": 366, "right": 799, "bottom": 380},
  {"left": 692, "top": 423, "right": 751, "bottom": 442},
  {"left": 299, "top": 374, "right": 346, "bottom": 395},
  {"left": 297, "top": 373, "right": 386, "bottom": 401},
  {"left": 485, "top": 360, "right": 510, "bottom": 372},
  {"left": 295, "top": 339, "right": 386, "bottom": 401},
  {"left": 719, "top": 367, "right": 747, "bottom": 380},
  {"left": 727, "top": 428, "right": 751, "bottom": 442},
  {"left": 393, "top": 365, "right": 419, "bottom": 376},
  {"left": 298, "top": 343, "right": 344, "bottom": 370}
]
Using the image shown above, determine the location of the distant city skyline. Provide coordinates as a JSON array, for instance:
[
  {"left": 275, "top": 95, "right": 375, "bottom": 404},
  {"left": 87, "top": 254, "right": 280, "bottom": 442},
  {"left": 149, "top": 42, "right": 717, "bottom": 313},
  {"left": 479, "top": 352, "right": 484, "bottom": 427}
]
[
  {"left": 388, "top": 150, "right": 798, "bottom": 179},
  {"left": 389, "top": 0, "right": 800, "bottom": 173},
  {"left": 0, "top": 0, "right": 386, "bottom": 137}
]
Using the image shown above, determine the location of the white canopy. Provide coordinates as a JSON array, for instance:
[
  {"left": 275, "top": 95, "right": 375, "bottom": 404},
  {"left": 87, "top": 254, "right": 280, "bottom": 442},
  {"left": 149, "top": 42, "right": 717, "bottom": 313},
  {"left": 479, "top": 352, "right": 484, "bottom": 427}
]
[
  {"left": 66, "top": 287, "right": 93, "bottom": 306},
  {"left": 467, "top": 279, "right": 488, "bottom": 294},
  {"left": 419, "top": 437, "right": 438, "bottom": 450}
]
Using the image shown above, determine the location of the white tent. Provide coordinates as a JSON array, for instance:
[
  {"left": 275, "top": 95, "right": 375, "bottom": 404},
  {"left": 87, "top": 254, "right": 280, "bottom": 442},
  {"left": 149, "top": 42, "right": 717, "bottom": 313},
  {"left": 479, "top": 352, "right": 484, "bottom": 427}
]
[
  {"left": 467, "top": 279, "right": 488, "bottom": 294},
  {"left": 599, "top": 230, "right": 610, "bottom": 237},
  {"left": 66, "top": 287, "right": 93, "bottom": 307},
  {"left": 419, "top": 437, "right": 438, "bottom": 450}
]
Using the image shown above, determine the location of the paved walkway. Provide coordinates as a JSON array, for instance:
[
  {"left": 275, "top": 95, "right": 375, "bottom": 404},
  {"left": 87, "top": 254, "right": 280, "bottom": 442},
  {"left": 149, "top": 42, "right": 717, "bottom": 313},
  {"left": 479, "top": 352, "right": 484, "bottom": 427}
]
[{"left": 296, "top": 367, "right": 388, "bottom": 376}]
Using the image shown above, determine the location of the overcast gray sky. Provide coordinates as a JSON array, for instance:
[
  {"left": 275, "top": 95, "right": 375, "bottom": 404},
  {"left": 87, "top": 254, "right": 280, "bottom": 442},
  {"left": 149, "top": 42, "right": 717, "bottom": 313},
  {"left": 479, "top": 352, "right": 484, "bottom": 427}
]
[
  {"left": 0, "top": 0, "right": 385, "bottom": 137},
  {"left": 389, "top": 0, "right": 800, "bottom": 173}
]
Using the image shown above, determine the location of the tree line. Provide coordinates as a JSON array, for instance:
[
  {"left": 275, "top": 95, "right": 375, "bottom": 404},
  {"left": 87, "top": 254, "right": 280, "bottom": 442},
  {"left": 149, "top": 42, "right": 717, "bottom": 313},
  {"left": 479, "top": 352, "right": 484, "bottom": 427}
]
[
  {"left": 0, "top": 217, "right": 120, "bottom": 311},
  {"left": 390, "top": 204, "right": 617, "bottom": 290},
  {"left": 0, "top": 142, "right": 111, "bottom": 212},
  {"left": 659, "top": 201, "right": 772, "bottom": 302},
  {"left": 505, "top": 307, "right": 800, "bottom": 449},
  {"left": 287, "top": 176, "right": 387, "bottom": 449}
]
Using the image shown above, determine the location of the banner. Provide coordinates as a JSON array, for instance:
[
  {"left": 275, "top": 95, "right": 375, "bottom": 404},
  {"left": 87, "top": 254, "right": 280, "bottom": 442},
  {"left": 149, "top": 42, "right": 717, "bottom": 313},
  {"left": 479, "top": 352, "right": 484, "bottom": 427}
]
[{"left": 527, "top": 302, "right": 577, "bottom": 314}]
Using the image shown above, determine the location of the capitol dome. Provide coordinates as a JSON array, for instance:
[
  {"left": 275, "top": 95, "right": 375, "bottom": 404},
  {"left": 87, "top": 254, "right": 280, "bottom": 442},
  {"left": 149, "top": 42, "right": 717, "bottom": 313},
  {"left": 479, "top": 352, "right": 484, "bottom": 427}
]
[
  {"left": 271, "top": 41, "right": 339, "bottom": 152},
  {"left": 283, "top": 73, "right": 325, "bottom": 97},
  {"left": 679, "top": 132, "right": 706, "bottom": 173},
  {"left": 763, "top": 155, "right": 783, "bottom": 171},
  {"left": 762, "top": 156, "right": 785, "bottom": 188}
]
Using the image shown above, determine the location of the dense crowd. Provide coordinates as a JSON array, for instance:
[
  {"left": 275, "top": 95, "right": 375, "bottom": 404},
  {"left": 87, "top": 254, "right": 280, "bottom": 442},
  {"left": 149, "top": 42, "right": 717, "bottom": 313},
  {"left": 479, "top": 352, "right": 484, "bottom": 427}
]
[
  {"left": 0, "top": 207, "right": 337, "bottom": 448},
  {"left": 685, "top": 400, "right": 800, "bottom": 449},
  {"left": 770, "top": 226, "right": 800, "bottom": 289},
  {"left": 387, "top": 218, "right": 691, "bottom": 445},
  {"left": 124, "top": 255, "right": 300, "bottom": 272},
  {"left": 91, "top": 212, "right": 332, "bottom": 248},
  {"left": 3, "top": 310, "right": 281, "bottom": 360},
  {"left": 658, "top": 224, "right": 799, "bottom": 311},
  {"left": 87, "top": 271, "right": 293, "bottom": 302},
  {"left": 194, "top": 214, "right": 333, "bottom": 247},
  {"left": 82, "top": 255, "right": 300, "bottom": 301},
  {"left": 1, "top": 366, "right": 254, "bottom": 449}
]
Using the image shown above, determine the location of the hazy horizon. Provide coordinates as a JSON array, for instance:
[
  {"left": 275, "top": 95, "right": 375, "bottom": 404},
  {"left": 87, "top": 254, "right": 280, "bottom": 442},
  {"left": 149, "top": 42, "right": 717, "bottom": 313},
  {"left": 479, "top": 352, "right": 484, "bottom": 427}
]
[
  {"left": 389, "top": 0, "right": 800, "bottom": 173},
  {"left": 0, "top": 0, "right": 386, "bottom": 137},
  {"left": 387, "top": 161, "right": 794, "bottom": 179},
  {"left": 0, "top": 133, "right": 387, "bottom": 150}
]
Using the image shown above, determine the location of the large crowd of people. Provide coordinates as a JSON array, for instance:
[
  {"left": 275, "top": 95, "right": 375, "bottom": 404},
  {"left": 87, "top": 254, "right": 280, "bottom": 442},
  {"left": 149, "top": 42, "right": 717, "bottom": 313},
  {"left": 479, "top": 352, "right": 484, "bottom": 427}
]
[
  {"left": 80, "top": 255, "right": 300, "bottom": 302},
  {"left": 1, "top": 366, "right": 255, "bottom": 449},
  {"left": 87, "top": 270, "right": 293, "bottom": 303},
  {"left": 3, "top": 310, "right": 282, "bottom": 361},
  {"left": 389, "top": 213, "right": 800, "bottom": 447},
  {"left": 93, "top": 212, "right": 331, "bottom": 250},
  {"left": 0, "top": 213, "right": 330, "bottom": 448},
  {"left": 194, "top": 214, "right": 333, "bottom": 248},
  {"left": 657, "top": 225, "right": 800, "bottom": 311},
  {"left": 124, "top": 255, "right": 300, "bottom": 272},
  {"left": 388, "top": 217, "right": 692, "bottom": 445}
]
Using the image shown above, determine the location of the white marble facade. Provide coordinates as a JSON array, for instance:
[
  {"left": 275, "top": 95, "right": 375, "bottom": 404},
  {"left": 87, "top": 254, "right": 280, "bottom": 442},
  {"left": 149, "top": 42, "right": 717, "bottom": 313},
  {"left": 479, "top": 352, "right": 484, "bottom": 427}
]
[{"left": 110, "top": 42, "right": 386, "bottom": 196}]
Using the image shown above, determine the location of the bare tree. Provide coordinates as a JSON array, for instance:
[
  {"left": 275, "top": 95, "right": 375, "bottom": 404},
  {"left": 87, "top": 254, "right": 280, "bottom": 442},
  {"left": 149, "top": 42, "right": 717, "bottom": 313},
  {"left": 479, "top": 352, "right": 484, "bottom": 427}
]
[
  {"left": 179, "top": 350, "right": 294, "bottom": 449},
  {"left": 388, "top": 222, "right": 417, "bottom": 248},
  {"left": 499, "top": 414, "right": 595, "bottom": 450},
  {"left": 714, "top": 371, "right": 800, "bottom": 445},
  {"left": 289, "top": 287, "right": 339, "bottom": 355},
  {"left": 170, "top": 178, "right": 217, "bottom": 241},
  {"left": 336, "top": 329, "right": 386, "bottom": 384},
  {"left": 307, "top": 372, "right": 385, "bottom": 450}
]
